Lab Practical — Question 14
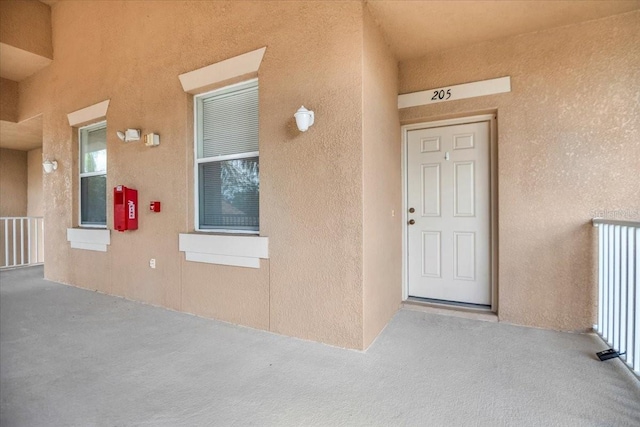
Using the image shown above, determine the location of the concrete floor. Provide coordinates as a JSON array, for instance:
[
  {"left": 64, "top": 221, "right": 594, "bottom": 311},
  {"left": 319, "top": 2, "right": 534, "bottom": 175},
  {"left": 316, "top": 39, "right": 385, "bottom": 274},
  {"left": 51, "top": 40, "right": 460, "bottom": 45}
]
[{"left": 1, "top": 266, "right": 639, "bottom": 426}]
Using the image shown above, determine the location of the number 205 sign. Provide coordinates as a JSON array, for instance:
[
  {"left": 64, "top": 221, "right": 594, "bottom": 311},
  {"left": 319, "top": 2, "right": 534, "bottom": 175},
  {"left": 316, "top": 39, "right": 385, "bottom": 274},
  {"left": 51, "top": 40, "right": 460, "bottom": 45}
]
[
  {"left": 398, "top": 76, "right": 511, "bottom": 109},
  {"left": 431, "top": 89, "right": 452, "bottom": 101}
]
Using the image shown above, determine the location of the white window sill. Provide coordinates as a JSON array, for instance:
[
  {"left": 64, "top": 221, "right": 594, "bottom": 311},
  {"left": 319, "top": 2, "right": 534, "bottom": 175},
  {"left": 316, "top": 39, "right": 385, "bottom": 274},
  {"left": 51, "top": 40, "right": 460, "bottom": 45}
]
[
  {"left": 179, "top": 233, "right": 268, "bottom": 269},
  {"left": 67, "top": 228, "right": 110, "bottom": 252}
]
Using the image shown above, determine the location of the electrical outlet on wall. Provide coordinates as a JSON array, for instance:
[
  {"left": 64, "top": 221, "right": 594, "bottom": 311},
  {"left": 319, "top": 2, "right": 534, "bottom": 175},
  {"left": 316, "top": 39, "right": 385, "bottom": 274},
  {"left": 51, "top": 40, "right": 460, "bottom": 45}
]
[{"left": 149, "top": 259, "right": 156, "bottom": 269}]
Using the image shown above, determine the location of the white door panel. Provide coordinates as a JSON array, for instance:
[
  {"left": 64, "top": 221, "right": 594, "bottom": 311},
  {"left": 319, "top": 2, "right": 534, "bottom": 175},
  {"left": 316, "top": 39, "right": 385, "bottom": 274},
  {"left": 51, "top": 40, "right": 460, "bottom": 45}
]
[
  {"left": 421, "top": 164, "right": 440, "bottom": 216},
  {"left": 407, "top": 122, "right": 491, "bottom": 305},
  {"left": 453, "top": 161, "right": 475, "bottom": 217},
  {"left": 421, "top": 231, "right": 441, "bottom": 277}
]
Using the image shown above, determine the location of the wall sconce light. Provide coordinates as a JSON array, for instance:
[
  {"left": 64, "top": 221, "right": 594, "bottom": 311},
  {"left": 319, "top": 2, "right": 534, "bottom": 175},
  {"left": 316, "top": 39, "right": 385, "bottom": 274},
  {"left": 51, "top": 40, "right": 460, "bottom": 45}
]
[
  {"left": 294, "top": 106, "right": 314, "bottom": 132},
  {"left": 116, "top": 129, "right": 141, "bottom": 142},
  {"left": 42, "top": 160, "right": 58, "bottom": 174}
]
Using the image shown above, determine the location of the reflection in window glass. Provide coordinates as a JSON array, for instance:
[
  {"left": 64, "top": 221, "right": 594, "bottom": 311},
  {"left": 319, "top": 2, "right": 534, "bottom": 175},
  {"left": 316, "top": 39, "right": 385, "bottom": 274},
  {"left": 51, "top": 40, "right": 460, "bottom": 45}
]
[
  {"left": 81, "top": 175, "right": 107, "bottom": 225},
  {"left": 199, "top": 157, "right": 259, "bottom": 230}
]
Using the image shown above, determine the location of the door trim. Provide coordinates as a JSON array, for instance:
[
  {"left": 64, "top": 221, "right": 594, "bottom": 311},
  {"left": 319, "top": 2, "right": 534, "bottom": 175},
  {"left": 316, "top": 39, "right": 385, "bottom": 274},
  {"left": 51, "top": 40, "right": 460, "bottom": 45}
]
[{"left": 401, "top": 114, "right": 498, "bottom": 312}]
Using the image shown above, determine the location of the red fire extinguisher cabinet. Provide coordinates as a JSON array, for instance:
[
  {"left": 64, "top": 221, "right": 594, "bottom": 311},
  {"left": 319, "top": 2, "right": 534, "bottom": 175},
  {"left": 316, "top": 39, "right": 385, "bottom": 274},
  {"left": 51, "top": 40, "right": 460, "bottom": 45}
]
[{"left": 114, "top": 185, "right": 138, "bottom": 232}]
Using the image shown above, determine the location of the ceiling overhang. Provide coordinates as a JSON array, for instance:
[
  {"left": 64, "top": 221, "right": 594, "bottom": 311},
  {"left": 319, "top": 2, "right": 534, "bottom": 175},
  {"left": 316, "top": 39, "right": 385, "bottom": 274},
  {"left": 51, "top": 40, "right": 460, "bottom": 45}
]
[
  {"left": 366, "top": 0, "right": 640, "bottom": 61},
  {"left": 0, "top": 115, "right": 43, "bottom": 151}
]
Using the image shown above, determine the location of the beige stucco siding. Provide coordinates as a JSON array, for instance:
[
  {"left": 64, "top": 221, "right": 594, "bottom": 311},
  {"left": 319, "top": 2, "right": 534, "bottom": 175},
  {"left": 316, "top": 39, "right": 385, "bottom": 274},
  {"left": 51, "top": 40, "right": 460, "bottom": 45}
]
[
  {"left": 0, "top": 0, "right": 52, "bottom": 59},
  {"left": 0, "top": 148, "right": 27, "bottom": 217},
  {"left": 27, "top": 147, "right": 43, "bottom": 217},
  {"left": 0, "top": 78, "right": 18, "bottom": 122},
  {"left": 399, "top": 11, "right": 640, "bottom": 331},
  {"left": 362, "top": 8, "right": 402, "bottom": 348},
  {"left": 258, "top": 3, "right": 365, "bottom": 347}
]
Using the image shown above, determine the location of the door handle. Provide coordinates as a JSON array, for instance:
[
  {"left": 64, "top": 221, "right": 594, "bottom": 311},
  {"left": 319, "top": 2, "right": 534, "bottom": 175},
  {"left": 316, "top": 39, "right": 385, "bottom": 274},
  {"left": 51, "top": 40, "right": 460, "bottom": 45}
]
[
  {"left": 409, "top": 207, "right": 415, "bottom": 213},
  {"left": 408, "top": 219, "right": 415, "bottom": 225}
]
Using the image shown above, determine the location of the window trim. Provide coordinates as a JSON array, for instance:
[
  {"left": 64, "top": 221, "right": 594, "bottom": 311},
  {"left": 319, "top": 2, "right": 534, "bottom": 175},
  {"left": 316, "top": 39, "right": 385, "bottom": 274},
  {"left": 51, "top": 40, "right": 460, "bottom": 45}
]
[
  {"left": 193, "top": 78, "right": 259, "bottom": 234},
  {"left": 78, "top": 120, "right": 107, "bottom": 228}
]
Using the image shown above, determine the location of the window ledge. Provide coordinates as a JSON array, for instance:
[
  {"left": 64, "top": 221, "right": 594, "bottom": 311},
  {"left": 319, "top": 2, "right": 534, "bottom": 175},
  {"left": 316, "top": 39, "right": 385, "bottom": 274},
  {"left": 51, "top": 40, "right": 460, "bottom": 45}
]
[
  {"left": 179, "top": 233, "right": 268, "bottom": 269},
  {"left": 67, "top": 228, "right": 110, "bottom": 252}
]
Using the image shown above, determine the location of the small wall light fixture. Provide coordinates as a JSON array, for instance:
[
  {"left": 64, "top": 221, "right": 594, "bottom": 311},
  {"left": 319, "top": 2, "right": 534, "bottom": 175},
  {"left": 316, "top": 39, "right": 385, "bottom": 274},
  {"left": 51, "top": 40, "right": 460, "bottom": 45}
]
[
  {"left": 144, "top": 133, "right": 160, "bottom": 147},
  {"left": 116, "top": 129, "right": 141, "bottom": 142},
  {"left": 42, "top": 159, "right": 58, "bottom": 173},
  {"left": 294, "top": 106, "right": 314, "bottom": 132}
]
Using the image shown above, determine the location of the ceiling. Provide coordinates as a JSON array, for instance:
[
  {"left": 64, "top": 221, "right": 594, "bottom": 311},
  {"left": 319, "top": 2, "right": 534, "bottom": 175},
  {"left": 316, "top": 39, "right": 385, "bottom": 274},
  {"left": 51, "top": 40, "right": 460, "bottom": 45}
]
[
  {"left": 366, "top": 0, "right": 640, "bottom": 61},
  {"left": 0, "top": 116, "right": 43, "bottom": 151}
]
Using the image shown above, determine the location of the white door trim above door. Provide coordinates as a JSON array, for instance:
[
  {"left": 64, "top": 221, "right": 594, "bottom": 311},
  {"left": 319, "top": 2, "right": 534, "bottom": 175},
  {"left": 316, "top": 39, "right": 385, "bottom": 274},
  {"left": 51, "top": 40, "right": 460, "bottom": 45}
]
[{"left": 401, "top": 114, "right": 498, "bottom": 312}]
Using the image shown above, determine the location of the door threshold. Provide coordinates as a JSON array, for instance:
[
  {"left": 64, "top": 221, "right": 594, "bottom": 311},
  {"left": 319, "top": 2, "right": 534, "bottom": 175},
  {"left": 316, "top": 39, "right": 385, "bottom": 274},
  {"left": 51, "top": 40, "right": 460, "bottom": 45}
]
[{"left": 403, "top": 297, "right": 498, "bottom": 322}]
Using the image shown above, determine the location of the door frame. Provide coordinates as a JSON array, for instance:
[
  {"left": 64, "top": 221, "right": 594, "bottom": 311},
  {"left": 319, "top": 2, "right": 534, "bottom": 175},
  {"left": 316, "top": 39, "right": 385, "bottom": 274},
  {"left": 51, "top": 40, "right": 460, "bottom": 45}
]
[{"left": 401, "top": 113, "right": 498, "bottom": 312}]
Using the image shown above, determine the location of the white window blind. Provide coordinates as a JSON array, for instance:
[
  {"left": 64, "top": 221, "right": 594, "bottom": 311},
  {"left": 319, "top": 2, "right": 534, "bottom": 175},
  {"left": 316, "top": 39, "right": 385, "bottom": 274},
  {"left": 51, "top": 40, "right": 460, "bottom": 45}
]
[
  {"left": 199, "top": 84, "right": 258, "bottom": 159},
  {"left": 196, "top": 80, "right": 259, "bottom": 232}
]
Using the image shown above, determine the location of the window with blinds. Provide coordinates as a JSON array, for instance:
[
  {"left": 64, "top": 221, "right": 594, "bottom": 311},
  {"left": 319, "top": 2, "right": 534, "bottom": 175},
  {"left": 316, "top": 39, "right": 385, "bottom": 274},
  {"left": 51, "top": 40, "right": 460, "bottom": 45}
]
[
  {"left": 195, "top": 80, "right": 259, "bottom": 232},
  {"left": 79, "top": 122, "right": 107, "bottom": 226}
]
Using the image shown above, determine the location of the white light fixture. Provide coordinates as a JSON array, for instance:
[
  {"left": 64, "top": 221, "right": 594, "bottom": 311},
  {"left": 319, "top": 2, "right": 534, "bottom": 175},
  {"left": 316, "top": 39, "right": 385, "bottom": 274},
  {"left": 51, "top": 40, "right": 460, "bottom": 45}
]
[
  {"left": 294, "top": 106, "right": 314, "bottom": 132},
  {"left": 42, "top": 160, "right": 58, "bottom": 174},
  {"left": 116, "top": 129, "right": 141, "bottom": 142},
  {"left": 144, "top": 133, "right": 160, "bottom": 147}
]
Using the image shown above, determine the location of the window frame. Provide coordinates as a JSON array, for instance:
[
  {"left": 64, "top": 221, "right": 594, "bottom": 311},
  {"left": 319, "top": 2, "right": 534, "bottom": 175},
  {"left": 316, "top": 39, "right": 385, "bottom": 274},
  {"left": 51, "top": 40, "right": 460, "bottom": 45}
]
[
  {"left": 193, "top": 78, "right": 259, "bottom": 234},
  {"left": 78, "top": 121, "right": 107, "bottom": 228}
]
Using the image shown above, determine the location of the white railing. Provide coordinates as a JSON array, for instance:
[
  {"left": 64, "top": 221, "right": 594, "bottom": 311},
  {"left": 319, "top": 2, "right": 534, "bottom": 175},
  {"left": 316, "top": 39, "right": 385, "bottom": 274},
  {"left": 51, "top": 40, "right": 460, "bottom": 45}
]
[
  {"left": 593, "top": 218, "right": 639, "bottom": 377},
  {"left": 0, "top": 217, "right": 44, "bottom": 269}
]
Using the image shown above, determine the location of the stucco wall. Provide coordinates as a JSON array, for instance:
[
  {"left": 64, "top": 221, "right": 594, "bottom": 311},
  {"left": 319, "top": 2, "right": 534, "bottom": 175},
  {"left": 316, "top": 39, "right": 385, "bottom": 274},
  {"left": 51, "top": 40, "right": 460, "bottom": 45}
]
[
  {"left": 399, "top": 11, "right": 640, "bottom": 331},
  {"left": 0, "top": 0, "right": 52, "bottom": 59},
  {"left": 362, "top": 8, "right": 402, "bottom": 347},
  {"left": 27, "top": 148, "right": 43, "bottom": 217},
  {"left": 0, "top": 78, "right": 18, "bottom": 122},
  {"left": 18, "top": 1, "right": 367, "bottom": 349},
  {"left": 0, "top": 148, "right": 27, "bottom": 217}
]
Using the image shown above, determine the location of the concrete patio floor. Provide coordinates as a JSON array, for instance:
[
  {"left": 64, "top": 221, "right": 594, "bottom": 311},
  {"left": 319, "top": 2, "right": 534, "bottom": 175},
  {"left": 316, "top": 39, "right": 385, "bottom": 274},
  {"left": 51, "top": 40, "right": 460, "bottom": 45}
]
[{"left": 1, "top": 266, "right": 639, "bottom": 426}]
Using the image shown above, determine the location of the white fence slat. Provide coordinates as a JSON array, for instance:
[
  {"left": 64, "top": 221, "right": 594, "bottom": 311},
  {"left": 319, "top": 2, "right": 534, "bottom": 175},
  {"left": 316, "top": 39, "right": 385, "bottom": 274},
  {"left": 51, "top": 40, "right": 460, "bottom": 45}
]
[
  {"left": 27, "top": 219, "right": 32, "bottom": 264},
  {"left": 20, "top": 218, "right": 24, "bottom": 265},
  {"left": 598, "top": 225, "right": 604, "bottom": 334},
  {"left": 619, "top": 227, "right": 628, "bottom": 357},
  {"left": 634, "top": 228, "right": 639, "bottom": 373},
  {"left": 608, "top": 225, "right": 615, "bottom": 342},
  {"left": 609, "top": 225, "right": 620, "bottom": 349},
  {"left": 3, "top": 220, "right": 8, "bottom": 267},
  {"left": 627, "top": 229, "right": 636, "bottom": 370},
  {"left": 12, "top": 220, "right": 16, "bottom": 267},
  {"left": 603, "top": 225, "right": 609, "bottom": 339}
]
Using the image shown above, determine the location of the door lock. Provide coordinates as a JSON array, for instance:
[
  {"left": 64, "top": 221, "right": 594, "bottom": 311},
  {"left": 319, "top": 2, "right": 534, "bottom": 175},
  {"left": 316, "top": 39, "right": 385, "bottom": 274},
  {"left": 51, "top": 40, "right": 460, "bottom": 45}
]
[
  {"left": 409, "top": 207, "right": 415, "bottom": 213},
  {"left": 408, "top": 219, "right": 415, "bottom": 225}
]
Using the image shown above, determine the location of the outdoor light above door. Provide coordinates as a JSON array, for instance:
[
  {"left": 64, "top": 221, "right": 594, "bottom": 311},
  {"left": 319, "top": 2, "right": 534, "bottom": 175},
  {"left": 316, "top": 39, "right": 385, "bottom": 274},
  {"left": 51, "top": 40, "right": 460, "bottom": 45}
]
[{"left": 294, "top": 106, "right": 314, "bottom": 132}]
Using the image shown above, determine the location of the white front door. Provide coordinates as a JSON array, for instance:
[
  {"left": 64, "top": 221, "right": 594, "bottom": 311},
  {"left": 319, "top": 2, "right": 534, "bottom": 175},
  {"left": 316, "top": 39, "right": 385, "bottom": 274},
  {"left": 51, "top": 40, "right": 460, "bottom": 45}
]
[{"left": 407, "top": 121, "right": 491, "bottom": 305}]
